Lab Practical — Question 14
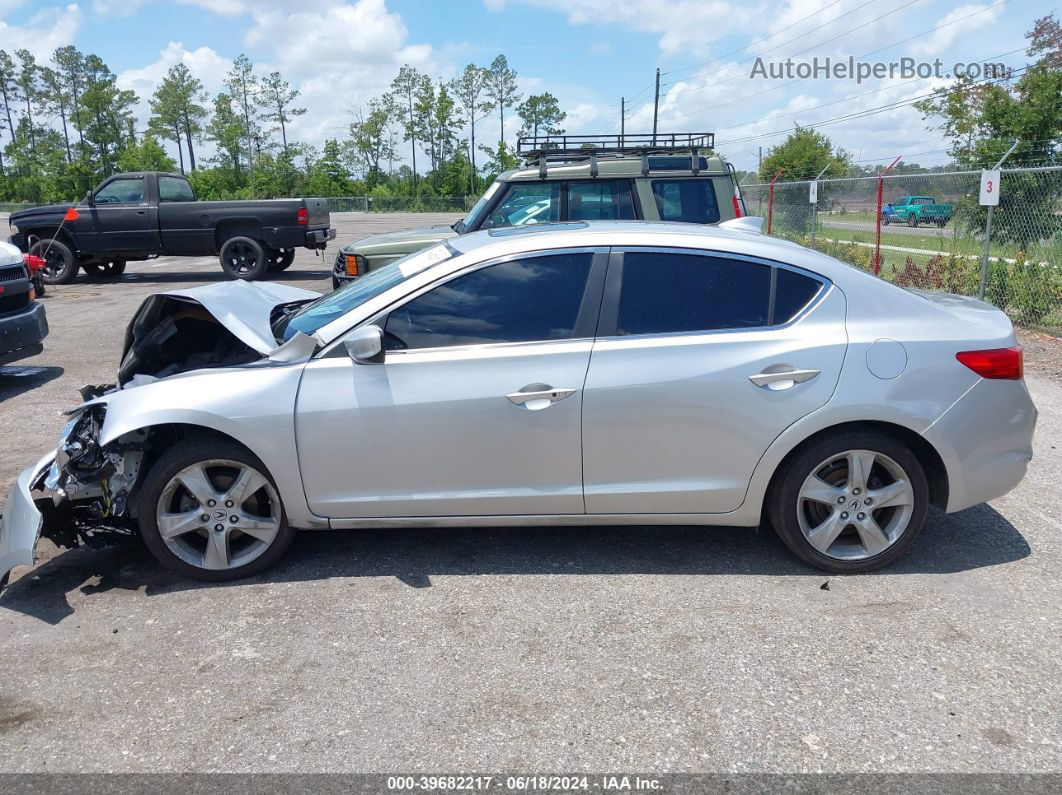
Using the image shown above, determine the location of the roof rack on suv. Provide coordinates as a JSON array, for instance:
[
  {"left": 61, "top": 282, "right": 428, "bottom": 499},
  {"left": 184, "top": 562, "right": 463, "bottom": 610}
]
[{"left": 517, "top": 132, "right": 716, "bottom": 178}]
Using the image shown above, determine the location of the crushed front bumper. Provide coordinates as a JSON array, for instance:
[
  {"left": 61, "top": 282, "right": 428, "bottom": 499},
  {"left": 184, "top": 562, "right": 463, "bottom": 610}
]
[{"left": 0, "top": 453, "right": 53, "bottom": 585}]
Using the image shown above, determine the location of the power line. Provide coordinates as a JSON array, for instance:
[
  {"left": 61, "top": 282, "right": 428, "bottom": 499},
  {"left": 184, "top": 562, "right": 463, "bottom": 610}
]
[
  {"left": 661, "top": 2, "right": 1011, "bottom": 120},
  {"left": 662, "top": 0, "right": 849, "bottom": 77},
  {"left": 713, "top": 65, "right": 1030, "bottom": 147}
]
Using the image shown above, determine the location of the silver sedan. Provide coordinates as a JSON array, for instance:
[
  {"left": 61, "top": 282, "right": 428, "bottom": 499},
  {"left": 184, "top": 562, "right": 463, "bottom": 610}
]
[{"left": 0, "top": 219, "right": 1037, "bottom": 582}]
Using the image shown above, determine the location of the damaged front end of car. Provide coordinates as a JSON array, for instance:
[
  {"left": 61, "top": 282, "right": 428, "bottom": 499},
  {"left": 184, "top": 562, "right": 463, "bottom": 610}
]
[{"left": 0, "top": 280, "right": 321, "bottom": 587}]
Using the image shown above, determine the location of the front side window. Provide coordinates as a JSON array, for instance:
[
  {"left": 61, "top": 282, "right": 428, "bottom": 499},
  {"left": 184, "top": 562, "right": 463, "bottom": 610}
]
[
  {"left": 651, "top": 180, "right": 721, "bottom": 224},
  {"left": 568, "top": 180, "right": 636, "bottom": 221},
  {"left": 95, "top": 178, "right": 144, "bottom": 204},
  {"left": 384, "top": 252, "right": 593, "bottom": 350},
  {"left": 159, "top": 176, "right": 195, "bottom": 202},
  {"left": 487, "top": 183, "right": 561, "bottom": 229},
  {"left": 617, "top": 251, "right": 771, "bottom": 335}
]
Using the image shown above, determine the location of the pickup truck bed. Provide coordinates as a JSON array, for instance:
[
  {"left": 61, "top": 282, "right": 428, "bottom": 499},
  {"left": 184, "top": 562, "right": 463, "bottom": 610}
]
[{"left": 9, "top": 171, "right": 336, "bottom": 283}]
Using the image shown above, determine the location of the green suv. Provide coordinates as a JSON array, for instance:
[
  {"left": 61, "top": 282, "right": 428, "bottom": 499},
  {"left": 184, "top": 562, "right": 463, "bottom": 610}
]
[{"left": 333, "top": 133, "right": 746, "bottom": 287}]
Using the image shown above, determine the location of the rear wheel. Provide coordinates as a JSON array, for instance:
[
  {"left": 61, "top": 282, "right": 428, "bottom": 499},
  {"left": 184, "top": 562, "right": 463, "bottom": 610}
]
[
  {"left": 82, "top": 259, "right": 126, "bottom": 278},
  {"left": 266, "top": 248, "right": 296, "bottom": 272},
  {"left": 138, "top": 437, "right": 295, "bottom": 581},
  {"left": 881, "top": 214, "right": 890, "bottom": 225},
  {"left": 768, "top": 430, "right": 929, "bottom": 573},
  {"left": 28, "top": 238, "right": 78, "bottom": 285},
  {"left": 219, "top": 236, "right": 268, "bottom": 280},
  {"left": 907, "top": 214, "right": 919, "bottom": 228}
]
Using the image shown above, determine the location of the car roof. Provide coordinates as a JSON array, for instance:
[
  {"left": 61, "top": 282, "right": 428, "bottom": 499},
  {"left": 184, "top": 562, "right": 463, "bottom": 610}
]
[{"left": 446, "top": 220, "right": 874, "bottom": 287}]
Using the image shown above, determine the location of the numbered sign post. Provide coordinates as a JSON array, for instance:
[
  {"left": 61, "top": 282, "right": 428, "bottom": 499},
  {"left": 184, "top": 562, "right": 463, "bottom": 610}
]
[
  {"left": 978, "top": 169, "right": 1002, "bottom": 299},
  {"left": 809, "top": 180, "right": 819, "bottom": 245}
]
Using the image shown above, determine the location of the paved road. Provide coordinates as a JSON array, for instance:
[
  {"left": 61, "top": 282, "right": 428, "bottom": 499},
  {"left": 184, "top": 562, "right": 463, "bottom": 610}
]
[
  {"left": 0, "top": 213, "right": 1059, "bottom": 773},
  {"left": 821, "top": 218, "right": 957, "bottom": 238}
]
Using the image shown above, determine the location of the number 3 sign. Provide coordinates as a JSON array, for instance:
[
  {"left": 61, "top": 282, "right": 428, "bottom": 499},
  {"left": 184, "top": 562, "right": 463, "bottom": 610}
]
[{"left": 979, "top": 169, "right": 1000, "bottom": 206}]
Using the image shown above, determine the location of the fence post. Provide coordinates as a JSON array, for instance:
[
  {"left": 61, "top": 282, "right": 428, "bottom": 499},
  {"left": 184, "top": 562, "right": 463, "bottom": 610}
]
[
  {"left": 874, "top": 155, "right": 902, "bottom": 275},
  {"left": 809, "top": 164, "right": 830, "bottom": 248},
  {"left": 766, "top": 169, "right": 784, "bottom": 235},
  {"left": 978, "top": 139, "right": 1019, "bottom": 300}
]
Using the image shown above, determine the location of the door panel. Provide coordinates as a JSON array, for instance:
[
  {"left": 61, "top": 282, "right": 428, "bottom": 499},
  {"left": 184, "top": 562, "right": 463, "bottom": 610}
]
[
  {"left": 89, "top": 177, "right": 161, "bottom": 253},
  {"left": 295, "top": 341, "right": 593, "bottom": 517},
  {"left": 582, "top": 277, "right": 847, "bottom": 514}
]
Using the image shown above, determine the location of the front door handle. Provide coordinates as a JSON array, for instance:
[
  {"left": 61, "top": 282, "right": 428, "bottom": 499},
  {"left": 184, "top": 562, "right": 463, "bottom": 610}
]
[
  {"left": 506, "top": 384, "right": 576, "bottom": 409},
  {"left": 749, "top": 368, "right": 821, "bottom": 389}
]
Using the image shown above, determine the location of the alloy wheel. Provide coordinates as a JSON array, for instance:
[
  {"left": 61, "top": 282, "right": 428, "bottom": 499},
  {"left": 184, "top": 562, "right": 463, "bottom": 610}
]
[
  {"left": 796, "top": 449, "right": 916, "bottom": 561},
  {"left": 224, "top": 241, "right": 259, "bottom": 275},
  {"left": 156, "top": 459, "right": 282, "bottom": 571}
]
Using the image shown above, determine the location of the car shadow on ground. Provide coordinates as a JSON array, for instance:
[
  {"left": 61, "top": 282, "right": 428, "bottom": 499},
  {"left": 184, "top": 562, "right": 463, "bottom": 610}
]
[
  {"left": 0, "top": 365, "right": 63, "bottom": 402},
  {"left": 0, "top": 503, "right": 1031, "bottom": 625}
]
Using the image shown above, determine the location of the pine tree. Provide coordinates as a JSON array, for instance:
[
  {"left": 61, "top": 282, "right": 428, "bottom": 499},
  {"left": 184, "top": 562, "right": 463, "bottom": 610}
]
[
  {"left": 259, "top": 71, "right": 305, "bottom": 159},
  {"left": 449, "top": 64, "right": 493, "bottom": 191},
  {"left": 484, "top": 54, "right": 520, "bottom": 149}
]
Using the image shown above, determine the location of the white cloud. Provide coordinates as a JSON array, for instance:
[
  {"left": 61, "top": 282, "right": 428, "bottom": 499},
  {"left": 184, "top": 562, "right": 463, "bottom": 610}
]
[
  {"left": 0, "top": 3, "right": 83, "bottom": 61},
  {"left": 910, "top": 3, "right": 1005, "bottom": 57}
]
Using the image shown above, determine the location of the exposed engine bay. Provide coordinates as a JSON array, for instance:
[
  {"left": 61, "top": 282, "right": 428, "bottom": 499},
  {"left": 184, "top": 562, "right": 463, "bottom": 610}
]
[{"left": 24, "top": 281, "right": 319, "bottom": 555}]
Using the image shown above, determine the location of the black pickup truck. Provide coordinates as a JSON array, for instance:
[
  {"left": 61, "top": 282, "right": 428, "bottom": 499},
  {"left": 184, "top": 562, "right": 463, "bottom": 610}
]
[{"left": 8, "top": 171, "right": 336, "bottom": 283}]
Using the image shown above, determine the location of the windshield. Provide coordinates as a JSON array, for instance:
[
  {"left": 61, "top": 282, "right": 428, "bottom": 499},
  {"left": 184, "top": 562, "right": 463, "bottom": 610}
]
[
  {"left": 275, "top": 243, "right": 459, "bottom": 340},
  {"left": 455, "top": 181, "right": 501, "bottom": 232}
]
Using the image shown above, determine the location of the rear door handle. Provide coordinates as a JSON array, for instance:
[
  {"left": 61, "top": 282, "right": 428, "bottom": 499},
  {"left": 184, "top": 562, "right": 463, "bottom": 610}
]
[
  {"left": 749, "top": 368, "right": 821, "bottom": 389},
  {"left": 506, "top": 385, "right": 576, "bottom": 409}
]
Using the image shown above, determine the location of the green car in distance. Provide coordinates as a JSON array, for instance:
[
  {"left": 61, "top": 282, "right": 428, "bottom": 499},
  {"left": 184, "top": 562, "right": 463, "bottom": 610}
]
[
  {"left": 881, "top": 195, "right": 954, "bottom": 228},
  {"left": 332, "top": 132, "right": 745, "bottom": 287}
]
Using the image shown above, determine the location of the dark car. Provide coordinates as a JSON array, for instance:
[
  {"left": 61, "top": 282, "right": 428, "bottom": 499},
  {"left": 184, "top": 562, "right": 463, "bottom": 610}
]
[
  {"left": 9, "top": 172, "right": 336, "bottom": 283},
  {"left": 0, "top": 243, "right": 47, "bottom": 366}
]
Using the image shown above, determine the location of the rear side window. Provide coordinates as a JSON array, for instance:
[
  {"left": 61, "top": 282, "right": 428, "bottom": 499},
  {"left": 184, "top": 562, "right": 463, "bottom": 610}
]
[
  {"left": 617, "top": 252, "right": 770, "bottom": 335},
  {"left": 384, "top": 252, "right": 593, "bottom": 350},
  {"left": 774, "top": 268, "right": 822, "bottom": 323},
  {"left": 650, "top": 180, "right": 720, "bottom": 224},
  {"left": 159, "top": 176, "right": 195, "bottom": 202},
  {"left": 569, "top": 180, "right": 635, "bottom": 221}
]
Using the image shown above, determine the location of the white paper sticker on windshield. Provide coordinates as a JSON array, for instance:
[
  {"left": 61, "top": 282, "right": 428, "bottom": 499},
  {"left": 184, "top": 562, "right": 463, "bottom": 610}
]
[{"left": 399, "top": 244, "right": 452, "bottom": 277}]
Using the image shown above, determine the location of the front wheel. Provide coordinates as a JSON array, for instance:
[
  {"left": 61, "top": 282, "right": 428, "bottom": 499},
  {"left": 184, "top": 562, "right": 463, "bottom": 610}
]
[
  {"left": 138, "top": 437, "right": 296, "bottom": 581},
  {"left": 28, "top": 238, "right": 78, "bottom": 284},
  {"left": 219, "top": 236, "right": 268, "bottom": 280},
  {"left": 768, "top": 430, "right": 929, "bottom": 573},
  {"left": 907, "top": 214, "right": 919, "bottom": 228},
  {"left": 881, "top": 215, "right": 890, "bottom": 226}
]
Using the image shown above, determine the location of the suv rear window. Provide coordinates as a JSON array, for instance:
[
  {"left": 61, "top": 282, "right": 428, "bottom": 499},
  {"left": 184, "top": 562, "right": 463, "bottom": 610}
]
[{"left": 650, "top": 180, "right": 720, "bottom": 224}]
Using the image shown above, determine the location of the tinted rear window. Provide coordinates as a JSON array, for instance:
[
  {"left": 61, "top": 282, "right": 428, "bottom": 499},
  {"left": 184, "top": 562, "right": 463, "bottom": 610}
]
[
  {"left": 774, "top": 268, "right": 822, "bottom": 323},
  {"left": 650, "top": 180, "right": 721, "bottom": 224},
  {"left": 617, "top": 251, "right": 770, "bottom": 335}
]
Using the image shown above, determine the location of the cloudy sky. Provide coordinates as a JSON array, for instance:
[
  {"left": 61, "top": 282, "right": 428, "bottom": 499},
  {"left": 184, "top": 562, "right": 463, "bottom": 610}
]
[{"left": 0, "top": 0, "right": 1053, "bottom": 173}]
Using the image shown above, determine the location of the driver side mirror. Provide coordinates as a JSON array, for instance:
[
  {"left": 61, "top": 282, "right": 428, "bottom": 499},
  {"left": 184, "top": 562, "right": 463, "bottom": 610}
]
[
  {"left": 83, "top": 191, "right": 95, "bottom": 206},
  {"left": 343, "top": 324, "right": 384, "bottom": 364}
]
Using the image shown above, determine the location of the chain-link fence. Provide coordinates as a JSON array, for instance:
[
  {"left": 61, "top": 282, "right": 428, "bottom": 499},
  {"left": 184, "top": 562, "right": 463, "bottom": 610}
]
[
  {"left": 742, "top": 166, "right": 1062, "bottom": 335},
  {"left": 325, "top": 195, "right": 476, "bottom": 213}
]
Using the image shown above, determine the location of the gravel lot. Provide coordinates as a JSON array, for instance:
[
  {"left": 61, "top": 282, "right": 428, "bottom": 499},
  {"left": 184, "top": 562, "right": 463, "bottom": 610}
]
[{"left": 0, "top": 212, "right": 1060, "bottom": 774}]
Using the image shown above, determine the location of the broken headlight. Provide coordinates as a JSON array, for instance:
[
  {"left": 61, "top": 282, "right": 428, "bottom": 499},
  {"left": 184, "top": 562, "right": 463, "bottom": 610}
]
[{"left": 56, "top": 404, "right": 107, "bottom": 476}]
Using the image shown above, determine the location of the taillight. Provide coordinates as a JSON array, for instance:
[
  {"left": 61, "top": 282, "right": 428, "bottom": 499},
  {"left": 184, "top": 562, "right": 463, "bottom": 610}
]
[
  {"left": 956, "top": 346, "right": 1023, "bottom": 379},
  {"left": 297, "top": 207, "right": 309, "bottom": 225},
  {"left": 732, "top": 187, "right": 743, "bottom": 218}
]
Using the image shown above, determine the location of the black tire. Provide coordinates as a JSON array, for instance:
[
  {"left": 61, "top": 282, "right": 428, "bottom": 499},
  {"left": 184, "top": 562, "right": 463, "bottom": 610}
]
[
  {"left": 907, "top": 214, "right": 918, "bottom": 228},
  {"left": 767, "top": 429, "right": 929, "bottom": 574},
  {"left": 138, "top": 436, "right": 296, "bottom": 582},
  {"left": 219, "top": 236, "right": 268, "bottom": 280},
  {"left": 28, "top": 238, "right": 78, "bottom": 285},
  {"left": 881, "top": 215, "right": 890, "bottom": 226},
  {"left": 82, "top": 260, "right": 126, "bottom": 279},
  {"left": 266, "top": 248, "right": 296, "bottom": 272}
]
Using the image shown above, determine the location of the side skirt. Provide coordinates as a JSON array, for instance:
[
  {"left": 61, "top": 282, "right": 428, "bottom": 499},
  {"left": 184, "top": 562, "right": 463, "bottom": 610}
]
[{"left": 325, "top": 513, "right": 759, "bottom": 530}]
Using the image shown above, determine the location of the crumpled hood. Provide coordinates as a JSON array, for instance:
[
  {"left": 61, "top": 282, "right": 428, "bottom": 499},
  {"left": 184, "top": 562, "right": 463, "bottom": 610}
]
[
  {"left": 342, "top": 224, "right": 457, "bottom": 254},
  {"left": 118, "top": 280, "right": 320, "bottom": 386}
]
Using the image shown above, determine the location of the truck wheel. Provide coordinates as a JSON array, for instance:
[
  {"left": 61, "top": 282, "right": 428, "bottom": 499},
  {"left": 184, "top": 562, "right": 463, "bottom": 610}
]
[
  {"left": 907, "top": 214, "right": 918, "bottom": 228},
  {"left": 220, "top": 236, "right": 267, "bottom": 281},
  {"left": 83, "top": 260, "right": 126, "bottom": 279},
  {"left": 881, "top": 215, "right": 890, "bottom": 226},
  {"left": 29, "top": 238, "right": 78, "bottom": 285},
  {"left": 266, "top": 248, "right": 296, "bottom": 272}
]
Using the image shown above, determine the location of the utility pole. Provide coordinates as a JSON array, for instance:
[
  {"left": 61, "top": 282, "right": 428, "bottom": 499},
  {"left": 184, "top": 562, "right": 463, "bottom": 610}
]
[
  {"left": 652, "top": 68, "right": 660, "bottom": 144},
  {"left": 620, "top": 97, "right": 625, "bottom": 144},
  {"left": 978, "top": 138, "right": 1020, "bottom": 299},
  {"left": 758, "top": 146, "right": 762, "bottom": 173}
]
